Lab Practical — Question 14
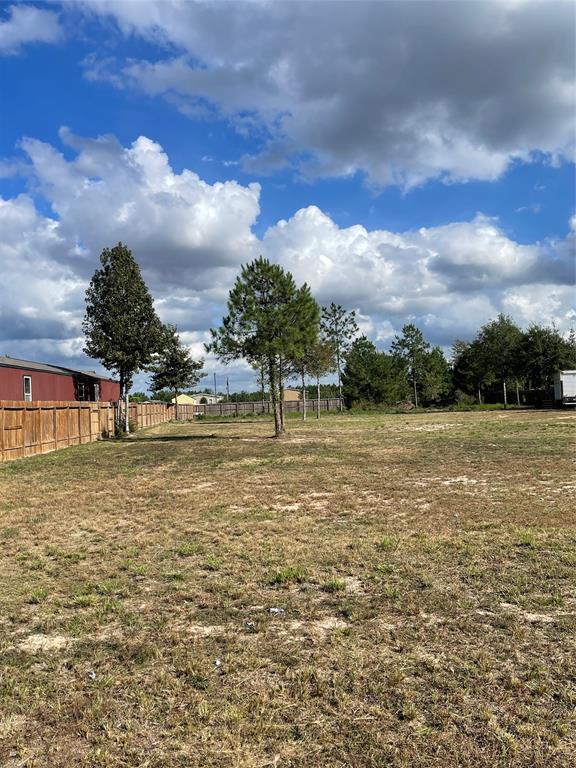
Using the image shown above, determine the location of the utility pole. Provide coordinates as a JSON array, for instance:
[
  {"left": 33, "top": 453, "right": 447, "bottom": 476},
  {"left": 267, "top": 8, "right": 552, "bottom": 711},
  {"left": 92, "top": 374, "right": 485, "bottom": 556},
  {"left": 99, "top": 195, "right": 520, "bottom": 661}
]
[
  {"left": 226, "top": 377, "right": 230, "bottom": 402},
  {"left": 213, "top": 372, "right": 217, "bottom": 399}
]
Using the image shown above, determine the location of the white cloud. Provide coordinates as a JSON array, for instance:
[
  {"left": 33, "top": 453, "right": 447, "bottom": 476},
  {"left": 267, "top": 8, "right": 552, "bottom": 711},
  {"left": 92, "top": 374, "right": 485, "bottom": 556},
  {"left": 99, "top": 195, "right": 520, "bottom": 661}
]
[
  {"left": 80, "top": 0, "right": 575, "bottom": 188},
  {"left": 20, "top": 127, "right": 261, "bottom": 290},
  {"left": 262, "top": 205, "right": 575, "bottom": 344},
  {"left": 1, "top": 130, "right": 574, "bottom": 387},
  {"left": 0, "top": 193, "right": 83, "bottom": 364},
  {"left": 0, "top": 4, "right": 63, "bottom": 54}
]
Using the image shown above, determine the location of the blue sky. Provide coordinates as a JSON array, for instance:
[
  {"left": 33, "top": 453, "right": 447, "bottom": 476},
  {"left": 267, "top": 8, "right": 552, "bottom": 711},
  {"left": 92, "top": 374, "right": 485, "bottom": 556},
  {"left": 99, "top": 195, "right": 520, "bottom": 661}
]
[{"left": 1, "top": 1, "right": 574, "bottom": 390}]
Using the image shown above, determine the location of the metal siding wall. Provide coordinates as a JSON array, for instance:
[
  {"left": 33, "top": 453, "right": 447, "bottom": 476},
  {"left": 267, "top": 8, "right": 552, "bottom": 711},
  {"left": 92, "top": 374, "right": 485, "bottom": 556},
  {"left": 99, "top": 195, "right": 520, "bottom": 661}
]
[{"left": 0, "top": 367, "right": 77, "bottom": 401}]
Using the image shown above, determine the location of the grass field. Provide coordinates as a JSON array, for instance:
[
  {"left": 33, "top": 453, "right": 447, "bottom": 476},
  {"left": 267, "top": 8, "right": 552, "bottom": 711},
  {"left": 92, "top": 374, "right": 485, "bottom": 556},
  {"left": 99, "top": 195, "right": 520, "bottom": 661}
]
[{"left": 1, "top": 410, "right": 575, "bottom": 767}]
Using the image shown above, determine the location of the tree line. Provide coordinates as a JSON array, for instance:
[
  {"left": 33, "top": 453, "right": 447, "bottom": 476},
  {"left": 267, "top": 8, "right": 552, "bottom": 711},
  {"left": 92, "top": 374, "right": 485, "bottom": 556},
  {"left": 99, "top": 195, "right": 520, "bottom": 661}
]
[
  {"left": 83, "top": 243, "right": 576, "bottom": 436},
  {"left": 342, "top": 315, "right": 576, "bottom": 410}
]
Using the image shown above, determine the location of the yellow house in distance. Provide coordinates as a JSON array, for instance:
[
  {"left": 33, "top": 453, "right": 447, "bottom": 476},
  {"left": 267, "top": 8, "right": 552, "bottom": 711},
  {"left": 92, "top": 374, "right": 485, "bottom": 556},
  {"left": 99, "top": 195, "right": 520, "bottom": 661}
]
[
  {"left": 170, "top": 391, "right": 300, "bottom": 406},
  {"left": 171, "top": 393, "right": 221, "bottom": 406},
  {"left": 171, "top": 393, "right": 196, "bottom": 406}
]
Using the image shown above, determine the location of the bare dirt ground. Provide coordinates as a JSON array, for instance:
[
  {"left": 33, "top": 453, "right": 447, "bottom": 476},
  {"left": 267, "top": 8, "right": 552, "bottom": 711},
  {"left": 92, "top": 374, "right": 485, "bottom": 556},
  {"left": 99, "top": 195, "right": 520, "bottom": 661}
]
[{"left": 0, "top": 410, "right": 574, "bottom": 767}]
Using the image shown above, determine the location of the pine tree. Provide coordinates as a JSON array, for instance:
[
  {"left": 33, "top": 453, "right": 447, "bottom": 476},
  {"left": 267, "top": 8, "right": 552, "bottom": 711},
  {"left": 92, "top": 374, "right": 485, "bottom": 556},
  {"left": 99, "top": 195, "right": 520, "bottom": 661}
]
[
  {"left": 305, "top": 338, "right": 336, "bottom": 419},
  {"left": 208, "top": 257, "right": 319, "bottom": 437},
  {"left": 421, "top": 346, "right": 452, "bottom": 404},
  {"left": 83, "top": 242, "right": 161, "bottom": 432},
  {"left": 390, "top": 324, "right": 430, "bottom": 407},
  {"left": 342, "top": 337, "right": 408, "bottom": 408},
  {"left": 287, "top": 338, "right": 335, "bottom": 420},
  {"left": 321, "top": 303, "right": 358, "bottom": 411},
  {"left": 149, "top": 324, "right": 205, "bottom": 419}
]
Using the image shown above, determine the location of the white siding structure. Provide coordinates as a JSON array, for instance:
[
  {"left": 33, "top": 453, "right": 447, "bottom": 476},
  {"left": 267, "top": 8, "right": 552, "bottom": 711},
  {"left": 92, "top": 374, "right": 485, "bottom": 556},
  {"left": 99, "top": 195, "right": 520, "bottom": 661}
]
[{"left": 554, "top": 370, "right": 576, "bottom": 406}]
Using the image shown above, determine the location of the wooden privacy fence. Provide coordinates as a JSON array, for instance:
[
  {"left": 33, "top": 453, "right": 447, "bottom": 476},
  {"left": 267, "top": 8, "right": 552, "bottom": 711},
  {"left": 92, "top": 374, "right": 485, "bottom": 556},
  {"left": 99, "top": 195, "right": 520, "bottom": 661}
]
[
  {"left": 0, "top": 398, "right": 343, "bottom": 462},
  {"left": 130, "top": 398, "right": 342, "bottom": 425},
  {"left": 0, "top": 401, "right": 115, "bottom": 462},
  {"left": 193, "top": 398, "right": 342, "bottom": 417},
  {"left": 128, "top": 402, "right": 196, "bottom": 428}
]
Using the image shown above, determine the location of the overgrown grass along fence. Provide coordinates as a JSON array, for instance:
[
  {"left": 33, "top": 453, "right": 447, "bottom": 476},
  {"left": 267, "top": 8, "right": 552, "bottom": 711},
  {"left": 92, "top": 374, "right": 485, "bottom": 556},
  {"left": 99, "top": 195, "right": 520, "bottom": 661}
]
[{"left": 0, "top": 399, "right": 343, "bottom": 462}]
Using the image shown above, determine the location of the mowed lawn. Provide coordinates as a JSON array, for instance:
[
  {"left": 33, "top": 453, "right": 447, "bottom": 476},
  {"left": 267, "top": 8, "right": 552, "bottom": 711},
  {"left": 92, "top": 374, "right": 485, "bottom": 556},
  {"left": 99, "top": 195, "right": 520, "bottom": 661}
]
[{"left": 0, "top": 411, "right": 575, "bottom": 767}]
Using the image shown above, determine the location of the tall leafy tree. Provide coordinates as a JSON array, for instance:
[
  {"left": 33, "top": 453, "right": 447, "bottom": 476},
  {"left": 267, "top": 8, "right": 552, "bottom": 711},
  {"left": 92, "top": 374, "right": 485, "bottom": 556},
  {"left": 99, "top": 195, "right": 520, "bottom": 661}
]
[
  {"left": 321, "top": 303, "right": 359, "bottom": 411},
  {"left": 390, "top": 324, "right": 430, "bottom": 407},
  {"left": 208, "top": 257, "right": 319, "bottom": 437},
  {"left": 83, "top": 242, "right": 161, "bottom": 432},
  {"left": 517, "top": 323, "right": 576, "bottom": 389},
  {"left": 475, "top": 314, "right": 523, "bottom": 406},
  {"left": 452, "top": 339, "right": 489, "bottom": 403},
  {"left": 148, "top": 324, "right": 205, "bottom": 419},
  {"left": 421, "top": 346, "right": 452, "bottom": 404}
]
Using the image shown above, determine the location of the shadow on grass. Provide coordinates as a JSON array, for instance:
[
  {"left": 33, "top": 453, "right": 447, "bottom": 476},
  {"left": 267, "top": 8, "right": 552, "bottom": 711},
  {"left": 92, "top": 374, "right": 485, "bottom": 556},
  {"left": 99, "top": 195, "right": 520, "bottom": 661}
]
[{"left": 131, "top": 433, "right": 276, "bottom": 443}]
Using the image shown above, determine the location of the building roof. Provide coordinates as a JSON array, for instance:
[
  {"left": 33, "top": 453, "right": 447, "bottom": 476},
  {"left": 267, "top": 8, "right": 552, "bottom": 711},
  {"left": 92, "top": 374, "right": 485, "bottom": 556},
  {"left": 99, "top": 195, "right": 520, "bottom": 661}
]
[{"left": 0, "top": 355, "right": 116, "bottom": 382}]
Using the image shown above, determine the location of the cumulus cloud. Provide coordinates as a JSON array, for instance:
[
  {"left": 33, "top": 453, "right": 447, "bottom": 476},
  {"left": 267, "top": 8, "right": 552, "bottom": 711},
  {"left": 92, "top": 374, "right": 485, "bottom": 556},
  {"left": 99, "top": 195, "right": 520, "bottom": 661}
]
[
  {"left": 0, "top": 4, "right": 63, "bottom": 54},
  {"left": 80, "top": 0, "right": 575, "bottom": 188},
  {"left": 262, "top": 205, "right": 575, "bottom": 344},
  {"left": 1, "top": 130, "right": 574, "bottom": 386},
  {"left": 20, "top": 127, "right": 261, "bottom": 290},
  {"left": 0, "top": 193, "right": 84, "bottom": 370}
]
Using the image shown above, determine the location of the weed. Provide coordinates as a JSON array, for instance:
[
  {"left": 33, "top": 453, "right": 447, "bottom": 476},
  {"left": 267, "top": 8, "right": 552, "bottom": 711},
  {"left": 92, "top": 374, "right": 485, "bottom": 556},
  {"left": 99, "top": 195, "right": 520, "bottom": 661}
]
[
  {"left": 270, "top": 566, "right": 308, "bottom": 585},
  {"left": 175, "top": 541, "right": 203, "bottom": 557},
  {"left": 322, "top": 577, "right": 346, "bottom": 592},
  {"left": 376, "top": 536, "right": 398, "bottom": 552},
  {"left": 28, "top": 587, "right": 48, "bottom": 604}
]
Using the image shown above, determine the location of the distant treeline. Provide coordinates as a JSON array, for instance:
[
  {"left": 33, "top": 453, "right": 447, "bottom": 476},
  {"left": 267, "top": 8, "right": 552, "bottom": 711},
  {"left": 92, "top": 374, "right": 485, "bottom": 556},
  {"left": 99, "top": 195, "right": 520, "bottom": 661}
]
[
  {"left": 133, "top": 315, "right": 575, "bottom": 409},
  {"left": 342, "top": 314, "right": 576, "bottom": 409}
]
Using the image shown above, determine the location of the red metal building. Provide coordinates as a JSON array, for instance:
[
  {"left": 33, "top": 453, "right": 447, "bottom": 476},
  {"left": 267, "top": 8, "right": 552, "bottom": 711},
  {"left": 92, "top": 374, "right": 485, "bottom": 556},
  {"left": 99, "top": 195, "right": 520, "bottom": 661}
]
[{"left": 0, "top": 356, "right": 120, "bottom": 402}]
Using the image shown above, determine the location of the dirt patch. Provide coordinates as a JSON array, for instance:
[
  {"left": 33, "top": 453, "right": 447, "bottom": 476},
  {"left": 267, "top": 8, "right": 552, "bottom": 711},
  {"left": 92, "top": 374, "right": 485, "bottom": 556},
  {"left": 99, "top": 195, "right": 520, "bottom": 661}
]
[
  {"left": 17, "top": 634, "right": 71, "bottom": 653},
  {"left": 342, "top": 575, "right": 364, "bottom": 594},
  {"left": 286, "top": 617, "right": 348, "bottom": 638},
  {"left": 188, "top": 623, "right": 225, "bottom": 637},
  {"left": 273, "top": 503, "right": 301, "bottom": 512}
]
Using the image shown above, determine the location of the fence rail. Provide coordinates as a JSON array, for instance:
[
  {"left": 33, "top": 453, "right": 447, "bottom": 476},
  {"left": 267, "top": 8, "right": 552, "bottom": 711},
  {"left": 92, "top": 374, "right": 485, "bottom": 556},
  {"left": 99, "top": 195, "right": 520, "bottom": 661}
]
[{"left": 0, "top": 398, "right": 343, "bottom": 462}]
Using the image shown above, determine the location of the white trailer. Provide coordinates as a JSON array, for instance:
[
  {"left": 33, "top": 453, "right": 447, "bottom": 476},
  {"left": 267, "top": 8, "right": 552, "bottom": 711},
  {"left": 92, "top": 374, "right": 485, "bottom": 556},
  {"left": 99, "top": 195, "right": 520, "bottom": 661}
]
[{"left": 554, "top": 370, "right": 576, "bottom": 406}]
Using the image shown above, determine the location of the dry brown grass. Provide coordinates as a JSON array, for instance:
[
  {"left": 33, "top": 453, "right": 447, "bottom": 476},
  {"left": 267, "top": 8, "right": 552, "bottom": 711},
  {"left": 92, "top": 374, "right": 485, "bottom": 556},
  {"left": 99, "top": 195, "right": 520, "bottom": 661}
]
[{"left": 0, "top": 410, "right": 575, "bottom": 767}]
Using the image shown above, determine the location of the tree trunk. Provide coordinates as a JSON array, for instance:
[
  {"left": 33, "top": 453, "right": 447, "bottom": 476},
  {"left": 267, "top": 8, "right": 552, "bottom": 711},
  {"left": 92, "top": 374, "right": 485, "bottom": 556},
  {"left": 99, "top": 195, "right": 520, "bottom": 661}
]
[
  {"left": 278, "top": 356, "right": 285, "bottom": 432},
  {"left": 124, "top": 390, "right": 130, "bottom": 434},
  {"left": 260, "top": 360, "right": 266, "bottom": 414},
  {"left": 317, "top": 375, "right": 321, "bottom": 419},
  {"left": 175, "top": 389, "right": 179, "bottom": 421},
  {"left": 413, "top": 374, "right": 419, "bottom": 408},
  {"left": 336, "top": 343, "right": 343, "bottom": 412},
  {"left": 301, "top": 371, "right": 307, "bottom": 421},
  {"left": 117, "top": 372, "right": 125, "bottom": 434},
  {"left": 516, "top": 381, "right": 520, "bottom": 406},
  {"left": 268, "top": 357, "right": 283, "bottom": 437},
  {"left": 477, "top": 386, "right": 482, "bottom": 405},
  {"left": 503, "top": 380, "right": 508, "bottom": 408}
]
